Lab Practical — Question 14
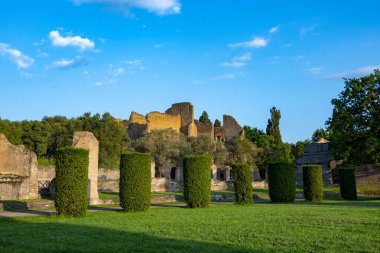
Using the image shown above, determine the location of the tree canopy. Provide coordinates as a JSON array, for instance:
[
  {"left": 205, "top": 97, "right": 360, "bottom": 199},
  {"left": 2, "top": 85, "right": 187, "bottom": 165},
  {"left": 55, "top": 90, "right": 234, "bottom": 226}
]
[
  {"left": 266, "top": 107, "right": 282, "bottom": 145},
  {"left": 327, "top": 69, "right": 380, "bottom": 164},
  {"left": 199, "top": 111, "right": 211, "bottom": 124}
]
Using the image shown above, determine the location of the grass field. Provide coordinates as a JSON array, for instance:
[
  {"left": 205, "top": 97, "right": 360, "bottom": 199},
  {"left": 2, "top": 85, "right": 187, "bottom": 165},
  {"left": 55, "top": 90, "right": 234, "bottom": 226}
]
[{"left": 1, "top": 200, "right": 379, "bottom": 252}]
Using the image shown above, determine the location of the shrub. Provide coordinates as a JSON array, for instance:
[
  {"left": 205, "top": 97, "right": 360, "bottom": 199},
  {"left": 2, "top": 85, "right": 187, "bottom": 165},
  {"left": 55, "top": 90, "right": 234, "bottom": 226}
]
[
  {"left": 54, "top": 147, "right": 89, "bottom": 217},
  {"left": 267, "top": 160, "right": 295, "bottom": 202},
  {"left": 339, "top": 166, "right": 357, "bottom": 200},
  {"left": 119, "top": 152, "right": 152, "bottom": 212},
  {"left": 183, "top": 154, "right": 212, "bottom": 208},
  {"left": 302, "top": 165, "right": 323, "bottom": 201},
  {"left": 231, "top": 163, "right": 253, "bottom": 204}
]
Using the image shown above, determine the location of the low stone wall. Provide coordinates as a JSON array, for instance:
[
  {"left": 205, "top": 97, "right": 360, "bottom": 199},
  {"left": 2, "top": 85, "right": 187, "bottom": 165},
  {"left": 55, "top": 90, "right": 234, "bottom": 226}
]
[{"left": 0, "top": 200, "right": 54, "bottom": 211}]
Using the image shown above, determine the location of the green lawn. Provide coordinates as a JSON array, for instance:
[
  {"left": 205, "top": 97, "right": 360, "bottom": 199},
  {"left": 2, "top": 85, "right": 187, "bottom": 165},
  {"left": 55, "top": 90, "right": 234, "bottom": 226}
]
[{"left": 1, "top": 201, "right": 379, "bottom": 252}]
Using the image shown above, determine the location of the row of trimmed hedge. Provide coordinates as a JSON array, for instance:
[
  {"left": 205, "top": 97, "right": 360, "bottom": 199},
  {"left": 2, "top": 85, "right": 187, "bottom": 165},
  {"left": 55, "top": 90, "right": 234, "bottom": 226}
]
[{"left": 54, "top": 149, "right": 358, "bottom": 217}]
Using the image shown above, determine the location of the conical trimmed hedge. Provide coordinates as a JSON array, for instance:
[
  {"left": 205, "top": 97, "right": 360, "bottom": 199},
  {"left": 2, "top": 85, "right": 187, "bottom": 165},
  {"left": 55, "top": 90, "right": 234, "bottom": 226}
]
[
  {"left": 339, "top": 166, "right": 357, "bottom": 200},
  {"left": 183, "top": 154, "right": 211, "bottom": 208},
  {"left": 119, "top": 152, "right": 152, "bottom": 212},
  {"left": 267, "top": 160, "right": 295, "bottom": 202},
  {"left": 54, "top": 147, "right": 89, "bottom": 217},
  {"left": 302, "top": 165, "right": 323, "bottom": 201},
  {"left": 231, "top": 163, "right": 253, "bottom": 204}
]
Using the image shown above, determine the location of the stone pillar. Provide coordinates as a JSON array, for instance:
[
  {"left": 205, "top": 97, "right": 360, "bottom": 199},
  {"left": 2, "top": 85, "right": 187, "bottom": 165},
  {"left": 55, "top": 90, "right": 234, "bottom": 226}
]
[{"left": 72, "top": 131, "right": 99, "bottom": 205}]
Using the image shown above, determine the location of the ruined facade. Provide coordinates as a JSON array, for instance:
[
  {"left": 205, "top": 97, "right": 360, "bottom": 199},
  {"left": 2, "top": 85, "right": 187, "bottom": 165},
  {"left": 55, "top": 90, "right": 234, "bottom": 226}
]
[
  {"left": 72, "top": 131, "right": 100, "bottom": 205},
  {"left": 295, "top": 138, "right": 334, "bottom": 186},
  {"left": 0, "top": 133, "right": 39, "bottom": 200},
  {"left": 127, "top": 102, "right": 244, "bottom": 141}
]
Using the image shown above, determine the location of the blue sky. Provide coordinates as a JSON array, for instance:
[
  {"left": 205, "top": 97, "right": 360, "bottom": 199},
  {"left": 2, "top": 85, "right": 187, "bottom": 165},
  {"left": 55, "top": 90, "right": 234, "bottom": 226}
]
[{"left": 0, "top": 0, "right": 379, "bottom": 143}]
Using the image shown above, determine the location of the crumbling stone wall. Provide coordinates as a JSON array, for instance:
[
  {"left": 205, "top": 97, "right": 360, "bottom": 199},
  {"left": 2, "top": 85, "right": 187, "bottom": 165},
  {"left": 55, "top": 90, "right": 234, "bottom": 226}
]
[
  {"left": 72, "top": 131, "right": 99, "bottom": 204},
  {"left": 0, "top": 133, "right": 38, "bottom": 200},
  {"left": 222, "top": 115, "right": 244, "bottom": 141},
  {"left": 194, "top": 120, "right": 214, "bottom": 138},
  {"left": 146, "top": 112, "right": 181, "bottom": 133}
]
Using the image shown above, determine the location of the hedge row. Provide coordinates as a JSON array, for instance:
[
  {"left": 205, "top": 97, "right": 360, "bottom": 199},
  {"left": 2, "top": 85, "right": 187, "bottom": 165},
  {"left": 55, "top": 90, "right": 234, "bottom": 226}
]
[
  {"left": 302, "top": 165, "right": 323, "bottom": 201},
  {"left": 119, "top": 152, "right": 152, "bottom": 212},
  {"left": 232, "top": 163, "right": 253, "bottom": 204},
  {"left": 183, "top": 154, "right": 212, "bottom": 208},
  {"left": 54, "top": 147, "right": 89, "bottom": 217},
  {"left": 267, "top": 160, "right": 295, "bottom": 202}
]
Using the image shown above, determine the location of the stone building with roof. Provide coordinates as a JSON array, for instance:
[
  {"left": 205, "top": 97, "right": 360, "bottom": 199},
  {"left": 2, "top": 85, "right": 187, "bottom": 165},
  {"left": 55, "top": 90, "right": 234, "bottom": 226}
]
[{"left": 295, "top": 138, "right": 336, "bottom": 186}]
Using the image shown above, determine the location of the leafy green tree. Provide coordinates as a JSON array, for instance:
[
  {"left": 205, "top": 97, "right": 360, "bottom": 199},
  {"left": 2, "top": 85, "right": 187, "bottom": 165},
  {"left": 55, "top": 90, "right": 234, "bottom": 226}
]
[
  {"left": 214, "top": 119, "right": 221, "bottom": 127},
  {"left": 225, "top": 136, "right": 262, "bottom": 164},
  {"left": 188, "top": 136, "right": 228, "bottom": 165},
  {"left": 132, "top": 129, "right": 191, "bottom": 176},
  {"left": 266, "top": 107, "right": 282, "bottom": 145},
  {"left": 199, "top": 111, "right": 211, "bottom": 124},
  {"left": 0, "top": 119, "right": 23, "bottom": 145},
  {"left": 327, "top": 69, "right": 380, "bottom": 164},
  {"left": 312, "top": 128, "right": 329, "bottom": 142},
  {"left": 291, "top": 141, "right": 309, "bottom": 160}
]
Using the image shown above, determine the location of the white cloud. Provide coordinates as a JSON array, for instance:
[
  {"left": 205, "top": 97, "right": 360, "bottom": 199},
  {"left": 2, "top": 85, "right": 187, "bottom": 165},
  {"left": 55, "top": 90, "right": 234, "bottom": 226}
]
[
  {"left": 49, "top": 30, "right": 95, "bottom": 50},
  {"left": 154, "top": 44, "right": 163, "bottom": 49},
  {"left": 269, "top": 25, "right": 279, "bottom": 34},
  {"left": 95, "top": 81, "right": 103, "bottom": 86},
  {"left": 0, "top": 43, "right": 34, "bottom": 68},
  {"left": 222, "top": 52, "right": 251, "bottom": 68},
  {"left": 308, "top": 67, "right": 324, "bottom": 74},
  {"left": 212, "top": 72, "right": 246, "bottom": 81},
  {"left": 229, "top": 37, "right": 268, "bottom": 48},
  {"left": 329, "top": 66, "right": 380, "bottom": 79},
  {"left": 124, "top": 59, "right": 144, "bottom": 70},
  {"left": 113, "top": 67, "right": 125, "bottom": 77},
  {"left": 73, "top": 0, "right": 181, "bottom": 15},
  {"left": 300, "top": 25, "right": 316, "bottom": 35},
  {"left": 52, "top": 56, "right": 89, "bottom": 69}
]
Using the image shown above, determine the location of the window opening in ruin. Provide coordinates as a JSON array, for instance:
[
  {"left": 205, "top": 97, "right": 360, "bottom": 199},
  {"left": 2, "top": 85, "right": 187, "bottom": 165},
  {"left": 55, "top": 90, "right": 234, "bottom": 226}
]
[
  {"left": 229, "top": 169, "right": 234, "bottom": 180},
  {"left": 155, "top": 166, "right": 164, "bottom": 178},
  {"left": 170, "top": 167, "right": 177, "bottom": 180},
  {"left": 217, "top": 168, "right": 226, "bottom": 181}
]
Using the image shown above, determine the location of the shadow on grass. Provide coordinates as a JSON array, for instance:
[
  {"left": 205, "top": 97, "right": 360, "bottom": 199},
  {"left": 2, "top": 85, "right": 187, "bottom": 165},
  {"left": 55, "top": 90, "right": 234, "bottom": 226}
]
[{"left": 0, "top": 217, "right": 264, "bottom": 253}]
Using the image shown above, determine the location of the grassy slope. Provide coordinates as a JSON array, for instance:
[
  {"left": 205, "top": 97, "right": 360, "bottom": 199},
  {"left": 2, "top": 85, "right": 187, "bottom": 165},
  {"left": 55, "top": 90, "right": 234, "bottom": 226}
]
[{"left": 1, "top": 202, "right": 379, "bottom": 253}]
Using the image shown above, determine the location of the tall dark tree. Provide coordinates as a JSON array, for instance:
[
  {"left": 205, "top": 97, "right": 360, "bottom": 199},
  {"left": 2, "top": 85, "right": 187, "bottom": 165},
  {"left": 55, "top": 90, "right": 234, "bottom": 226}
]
[
  {"left": 199, "top": 111, "right": 211, "bottom": 124},
  {"left": 327, "top": 69, "right": 380, "bottom": 164},
  {"left": 214, "top": 119, "right": 221, "bottom": 127},
  {"left": 266, "top": 107, "right": 282, "bottom": 145}
]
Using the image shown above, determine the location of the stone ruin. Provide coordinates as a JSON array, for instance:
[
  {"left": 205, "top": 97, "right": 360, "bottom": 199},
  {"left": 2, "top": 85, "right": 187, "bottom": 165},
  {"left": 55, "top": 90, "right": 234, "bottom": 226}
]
[
  {"left": 0, "top": 131, "right": 100, "bottom": 203},
  {"left": 295, "top": 138, "right": 334, "bottom": 186},
  {"left": 126, "top": 102, "right": 244, "bottom": 141},
  {"left": 72, "top": 131, "right": 100, "bottom": 205},
  {"left": 0, "top": 133, "right": 38, "bottom": 200}
]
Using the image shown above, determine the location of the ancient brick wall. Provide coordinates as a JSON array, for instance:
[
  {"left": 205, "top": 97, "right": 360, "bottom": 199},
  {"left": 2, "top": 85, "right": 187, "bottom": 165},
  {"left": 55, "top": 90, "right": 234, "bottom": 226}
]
[
  {"left": 0, "top": 133, "right": 38, "bottom": 200},
  {"left": 222, "top": 115, "right": 243, "bottom": 141},
  {"left": 72, "top": 131, "right": 100, "bottom": 204},
  {"left": 146, "top": 112, "right": 181, "bottom": 133},
  {"left": 194, "top": 120, "right": 214, "bottom": 138}
]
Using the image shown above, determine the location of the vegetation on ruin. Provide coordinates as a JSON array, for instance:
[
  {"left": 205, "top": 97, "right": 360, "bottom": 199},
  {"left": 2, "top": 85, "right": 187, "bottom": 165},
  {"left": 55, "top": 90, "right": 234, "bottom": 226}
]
[
  {"left": 183, "top": 154, "right": 212, "bottom": 208},
  {"left": 1, "top": 202, "right": 379, "bottom": 253},
  {"left": 54, "top": 147, "right": 89, "bottom": 217},
  {"left": 199, "top": 111, "right": 211, "bottom": 124},
  {"left": 119, "top": 152, "right": 151, "bottom": 212},
  {"left": 302, "top": 165, "right": 324, "bottom": 201}
]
